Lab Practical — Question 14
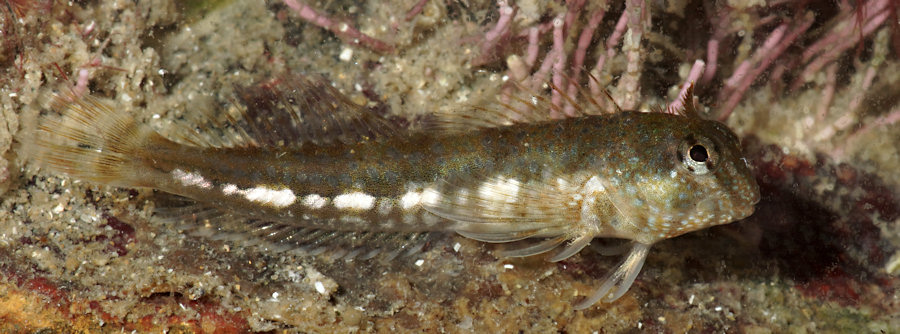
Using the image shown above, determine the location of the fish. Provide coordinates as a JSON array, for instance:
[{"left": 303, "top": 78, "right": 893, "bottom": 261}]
[{"left": 28, "top": 74, "right": 760, "bottom": 309}]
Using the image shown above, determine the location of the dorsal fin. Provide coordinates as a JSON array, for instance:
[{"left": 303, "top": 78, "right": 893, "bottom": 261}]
[
  {"left": 657, "top": 82, "right": 709, "bottom": 120},
  {"left": 420, "top": 71, "right": 620, "bottom": 134},
  {"left": 168, "top": 74, "right": 399, "bottom": 148}
]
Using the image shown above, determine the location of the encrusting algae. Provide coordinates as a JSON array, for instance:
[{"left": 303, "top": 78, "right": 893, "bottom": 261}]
[{"left": 29, "top": 74, "right": 759, "bottom": 309}]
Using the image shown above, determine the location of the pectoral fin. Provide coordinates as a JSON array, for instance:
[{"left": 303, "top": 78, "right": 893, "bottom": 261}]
[{"left": 421, "top": 172, "right": 604, "bottom": 262}]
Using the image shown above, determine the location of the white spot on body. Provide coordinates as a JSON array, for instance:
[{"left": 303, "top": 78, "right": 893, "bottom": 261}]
[
  {"left": 242, "top": 187, "right": 296, "bottom": 208},
  {"left": 399, "top": 191, "right": 422, "bottom": 210},
  {"left": 333, "top": 192, "right": 376, "bottom": 210},
  {"left": 302, "top": 194, "right": 328, "bottom": 209},
  {"left": 172, "top": 168, "right": 212, "bottom": 189},
  {"left": 221, "top": 183, "right": 296, "bottom": 208}
]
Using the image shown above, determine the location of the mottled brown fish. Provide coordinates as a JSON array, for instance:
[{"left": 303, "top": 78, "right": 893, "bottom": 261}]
[{"left": 30, "top": 75, "right": 759, "bottom": 309}]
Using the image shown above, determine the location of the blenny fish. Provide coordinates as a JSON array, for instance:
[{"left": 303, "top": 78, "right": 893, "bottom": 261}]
[{"left": 30, "top": 75, "right": 760, "bottom": 309}]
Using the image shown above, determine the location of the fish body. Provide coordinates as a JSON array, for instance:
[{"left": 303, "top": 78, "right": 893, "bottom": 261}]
[{"left": 31, "top": 76, "right": 759, "bottom": 309}]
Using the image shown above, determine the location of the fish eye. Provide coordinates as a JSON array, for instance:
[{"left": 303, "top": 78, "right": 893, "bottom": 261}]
[
  {"left": 689, "top": 145, "right": 709, "bottom": 162},
  {"left": 678, "top": 136, "right": 718, "bottom": 175}
]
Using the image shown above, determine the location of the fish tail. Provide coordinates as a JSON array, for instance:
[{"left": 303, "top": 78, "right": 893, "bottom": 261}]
[{"left": 29, "top": 93, "right": 163, "bottom": 187}]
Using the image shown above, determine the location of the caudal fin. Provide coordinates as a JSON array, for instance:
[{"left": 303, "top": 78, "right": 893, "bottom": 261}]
[{"left": 29, "top": 93, "right": 161, "bottom": 187}]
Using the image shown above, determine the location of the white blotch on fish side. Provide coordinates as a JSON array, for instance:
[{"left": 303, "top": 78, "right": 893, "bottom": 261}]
[
  {"left": 302, "top": 194, "right": 328, "bottom": 209},
  {"left": 242, "top": 187, "right": 296, "bottom": 208},
  {"left": 222, "top": 183, "right": 297, "bottom": 208},
  {"left": 172, "top": 168, "right": 212, "bottom": 189},
  {"left": 399, "top": 191, "right": 422, "bottom": 210},
  {"left": 222, "top": 184, "right": 239, "bottom": 194},
  {"left": 333, "top": 192, "right": 376, "bottom": 210}
]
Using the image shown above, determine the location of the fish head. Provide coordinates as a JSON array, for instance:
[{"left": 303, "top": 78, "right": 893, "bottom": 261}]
[
  {"left": 675, "top": 118, "right": 760, "bottom": 217},
  {"left": 598, "top": 113, "right": 760, "bottom": 244}
]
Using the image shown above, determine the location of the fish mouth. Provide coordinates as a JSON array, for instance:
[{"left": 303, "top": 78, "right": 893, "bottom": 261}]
[
  {"left": 718, "top": 181, "right": 761, "bottom": 222},
  {"left": 733, "top": 173, "right": 761, "bottom": 219},
  {"left": 735, "top": 190, "right": 761, "bottom": 219},
  {"left": 747, "top": 180, "right": 762, "bottom": 206},
  {"left": 734, "top": 204, "right": 757, "bottom": 220}
]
